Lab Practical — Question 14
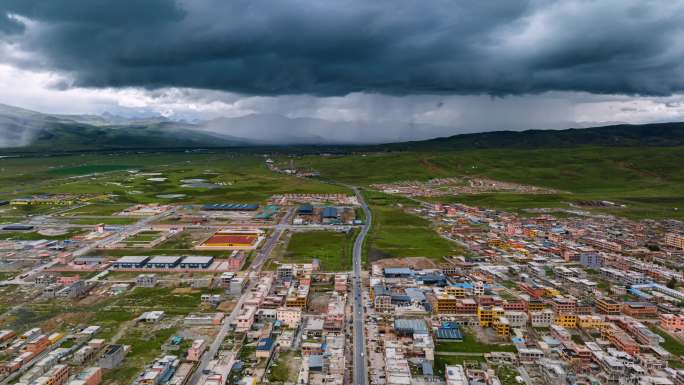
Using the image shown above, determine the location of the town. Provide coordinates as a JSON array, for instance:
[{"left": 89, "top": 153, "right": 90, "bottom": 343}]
[{"left": 1, "top": 176, "right": 684, "bottom": 385}]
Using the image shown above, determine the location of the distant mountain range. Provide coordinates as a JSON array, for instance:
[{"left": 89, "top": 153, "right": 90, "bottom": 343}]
[{"left": 2, "top": 103, "right": 684, "bottom": 152}]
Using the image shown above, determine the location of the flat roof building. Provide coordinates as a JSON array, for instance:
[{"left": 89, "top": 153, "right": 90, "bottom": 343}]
[{"left": 202, "top": 203, "right": 259, "bottom": 211}]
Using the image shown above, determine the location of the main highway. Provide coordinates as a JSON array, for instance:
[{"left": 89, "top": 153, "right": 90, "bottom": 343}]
[{"left": 351, "top": 187, "right": 371, "bottom": 385}]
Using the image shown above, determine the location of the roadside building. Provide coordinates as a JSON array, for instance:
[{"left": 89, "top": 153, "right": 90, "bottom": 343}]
[{"left": 186, "top": 340, "right": 205, "bottom": 362}]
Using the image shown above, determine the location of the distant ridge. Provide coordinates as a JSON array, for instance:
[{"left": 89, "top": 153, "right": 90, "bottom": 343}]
[
  {"left": 2, "top": 102, "right": 684, "bottom": 152},
  {"left": 380, "top": 122, "right": 684, "bottom": 150}
]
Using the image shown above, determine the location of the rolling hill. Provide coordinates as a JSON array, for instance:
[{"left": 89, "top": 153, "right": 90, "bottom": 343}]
[
  {"left": 381, "top": 122, "right": 684, "bottom": 151},
  {"left": 2, "top": 102, "right": 684, "bottom": 152},
  {"left": 0, "top": 103, "right": 252, "bottom": 151}
]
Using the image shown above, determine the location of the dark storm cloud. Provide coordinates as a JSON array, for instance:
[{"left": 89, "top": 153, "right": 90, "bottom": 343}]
[{"left": 1, "top": 0, "right": 684, "bottom": 96}]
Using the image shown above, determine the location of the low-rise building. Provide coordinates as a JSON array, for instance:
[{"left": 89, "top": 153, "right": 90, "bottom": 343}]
[{"left": 660, "top": 313, "right": 684, "bottom": 332}]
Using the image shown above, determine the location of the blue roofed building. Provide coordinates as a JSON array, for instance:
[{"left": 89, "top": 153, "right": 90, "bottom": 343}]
[
  {"left": 394, "top": 318, "right": 428, "bottom": 336},
  {"left": 298, "top": 204, "right": 314, "bottom": 215},
  {"left": 383, "top": 268, "right": 414, "bottom": 278},
  {"left": 112, "top": 256, "right": 150, "bottom": 269},
  {"left": 435, "top": 326, "right": 464, "bottom": 341}
]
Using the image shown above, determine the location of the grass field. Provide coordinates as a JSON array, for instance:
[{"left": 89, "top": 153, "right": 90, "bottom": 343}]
[
  {"left": 0, "top": 228, "right": 85, "bottom": 241},
  {"left": 0, "top": 152, "right": 349, "bottom": 208},
  {"left": 433, "top": 355, "right": 485, "bottom": 376},
  {"left": 435, "top": 331, "right": 516, "bottom": 354},
  {"left": 363, "top": 190, "right": 463, "bottom": 261},
  {"left": 283, "top": 146, "right": 684, "bottom": 220},
  {"left": 103, "top": 326, "right": 177, "bottom": 385},
  {"left": 650, "top": 325, "right": 684, "bottom": 356},
  {"left": 279, "top": 230, "right": 357, "bottom": 271}
]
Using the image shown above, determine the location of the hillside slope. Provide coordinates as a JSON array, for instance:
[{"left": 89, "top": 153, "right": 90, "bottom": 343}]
[{"left": 0, "top": 103, "right": 251, "bottom": 151}]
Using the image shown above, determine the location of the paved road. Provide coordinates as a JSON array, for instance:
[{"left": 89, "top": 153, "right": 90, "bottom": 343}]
[
  {"left": 187, "top": 207, "right": 293, "bottom": 385},
  {"left": 351, "top": 187, "right": 371, "bottom": 385},
  {"left": 1, "top": 209, "right": 175, "bottom": 286}
]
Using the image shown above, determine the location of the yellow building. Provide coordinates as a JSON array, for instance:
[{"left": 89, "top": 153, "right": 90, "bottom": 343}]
[
  {"left": 527, "top": 299, "right": 545, "bottom": 312},
  {"left": 478, "top": 306, "right": 504, "bottom": 327},
  {"left": 544, "top": 288, "right": 561, "bottom": 297},
  {"left": 445, "top": 286, "right": 467, "bottom": 298},
  {"left": 578, "top": 315, "right": 606, "bottom": 330},
  {"left": 285, "top": 285, "right": 309, "bottom": 309},
  {"left": 488, "top": 239, "right": 506, "bottom": 248},
  {"left": 435, "top": 294, "right": 459, "bottom": 314},
  {"left": 493, "top": 316, "right": 511, "bottom": 337},
  {"left": 554, "top": 314, "right": 578, "bottom": 329}
]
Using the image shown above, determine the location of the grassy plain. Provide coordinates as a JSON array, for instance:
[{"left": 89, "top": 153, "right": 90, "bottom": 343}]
[
  {"left": 279, "top": 230, "right": 357, "bottom": 271},
  {"left": 286, "top": 146, "right": 684, "bottom": 220},
  {"left": 0, "top": 152, "right": 349, "bottom": 206},
  {"left": 363, "top": 190, "right": 462, "bottom": 261}
]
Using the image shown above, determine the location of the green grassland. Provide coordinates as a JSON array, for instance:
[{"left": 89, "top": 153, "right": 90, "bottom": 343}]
[
  {"left": 284, "top": 146, "right": 684, "bottom": 220},
  {"left": 435, "top": 329, "right": 516, "bottom": 354},
  {"left": 433, "top": 355, "right": 485, "bottom": 376},
  {"left": 0, "top": 228, "right": 86, "bottom": 240},
  {"left": 280, "top": 230, "right": 357, "bottom": 271},
  {"left": 103, "top": 327, "right": 177, "bottom": 385},
  {"left": 0, "top": 152, "right": 349, "bottom": 207},
  {"left": 363, "top": 190, "right": 462, "bottom": 261}
]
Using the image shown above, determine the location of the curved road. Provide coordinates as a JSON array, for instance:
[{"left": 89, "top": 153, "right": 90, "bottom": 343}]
[{"left": 351, "top": 187, "right": 371, "bottom": 385}]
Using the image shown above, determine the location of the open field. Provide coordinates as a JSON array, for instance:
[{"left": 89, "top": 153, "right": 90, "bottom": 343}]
[
  {"left": 283, "top": 146, "right": 684, "bottom": 220},
  {"left": 0, "top": 228, "right": 86, "bottom": 240},
  {"left": 363, "top": 190, "right": 463, "bottom": 262},
  {"left": 0, "top": 152, "right": 349, "bottom": 207},
  {"left": 435, "top": 329, "right": 516, "bottom": 354},
  {"left": 279, "top": 230, "right": 357, "bottom": 271}
]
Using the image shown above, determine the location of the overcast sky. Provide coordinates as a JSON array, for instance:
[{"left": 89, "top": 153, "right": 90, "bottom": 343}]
[{"left": 2, "top": 0, "right": 684, "bottom": 141}]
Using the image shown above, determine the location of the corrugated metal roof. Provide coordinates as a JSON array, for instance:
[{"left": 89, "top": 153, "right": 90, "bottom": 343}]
[{"left": 394, "top": 318, "right": 428, "bottom": 333}]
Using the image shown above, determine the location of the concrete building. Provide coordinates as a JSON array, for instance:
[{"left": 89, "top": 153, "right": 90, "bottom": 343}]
[
  {"left": 67, "top": 367, "right": 102, "bottom": 385},
  {"left": 596, "top": 298, "right": 621, "bottom": 315},
  {"left": 664, "top": 232, "right": 684, "bottom": 250},
  {"left": 98, "top": 345, "right": 126, "bottom": 369},
  {"left": 136, "top": 274, "right": 157, "bottom": 288},
  {"left": 660, "top": 313, "right": 684, "bottom": 332},
  {"left": 530, "top": 310, "right": 554, "bottom": 328},
  {"left": 276, "top": 307, "right": 302, "bottom": 328},
  {"left": 186, "top": 340, "right": 205, "bottom": 362},
  {"left": 445, "top": 365, "right": 468, "bottom": 385}
]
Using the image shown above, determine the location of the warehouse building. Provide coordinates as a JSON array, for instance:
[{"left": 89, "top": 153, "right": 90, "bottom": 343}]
[
  {"left": 112, "top": 256, "right": 150, "bottom": 269},
  {"left": 202, "top": 203, "right": 259, "bottom": 211},
  {"left": 147, "top": 256, "right": 182, "bottom": 269},
  {"left": 297, "top": 204, "right": 314, "bottom": 215},
  {"left": 179, "top": 256, "right": 214, "bottom": 269}
]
